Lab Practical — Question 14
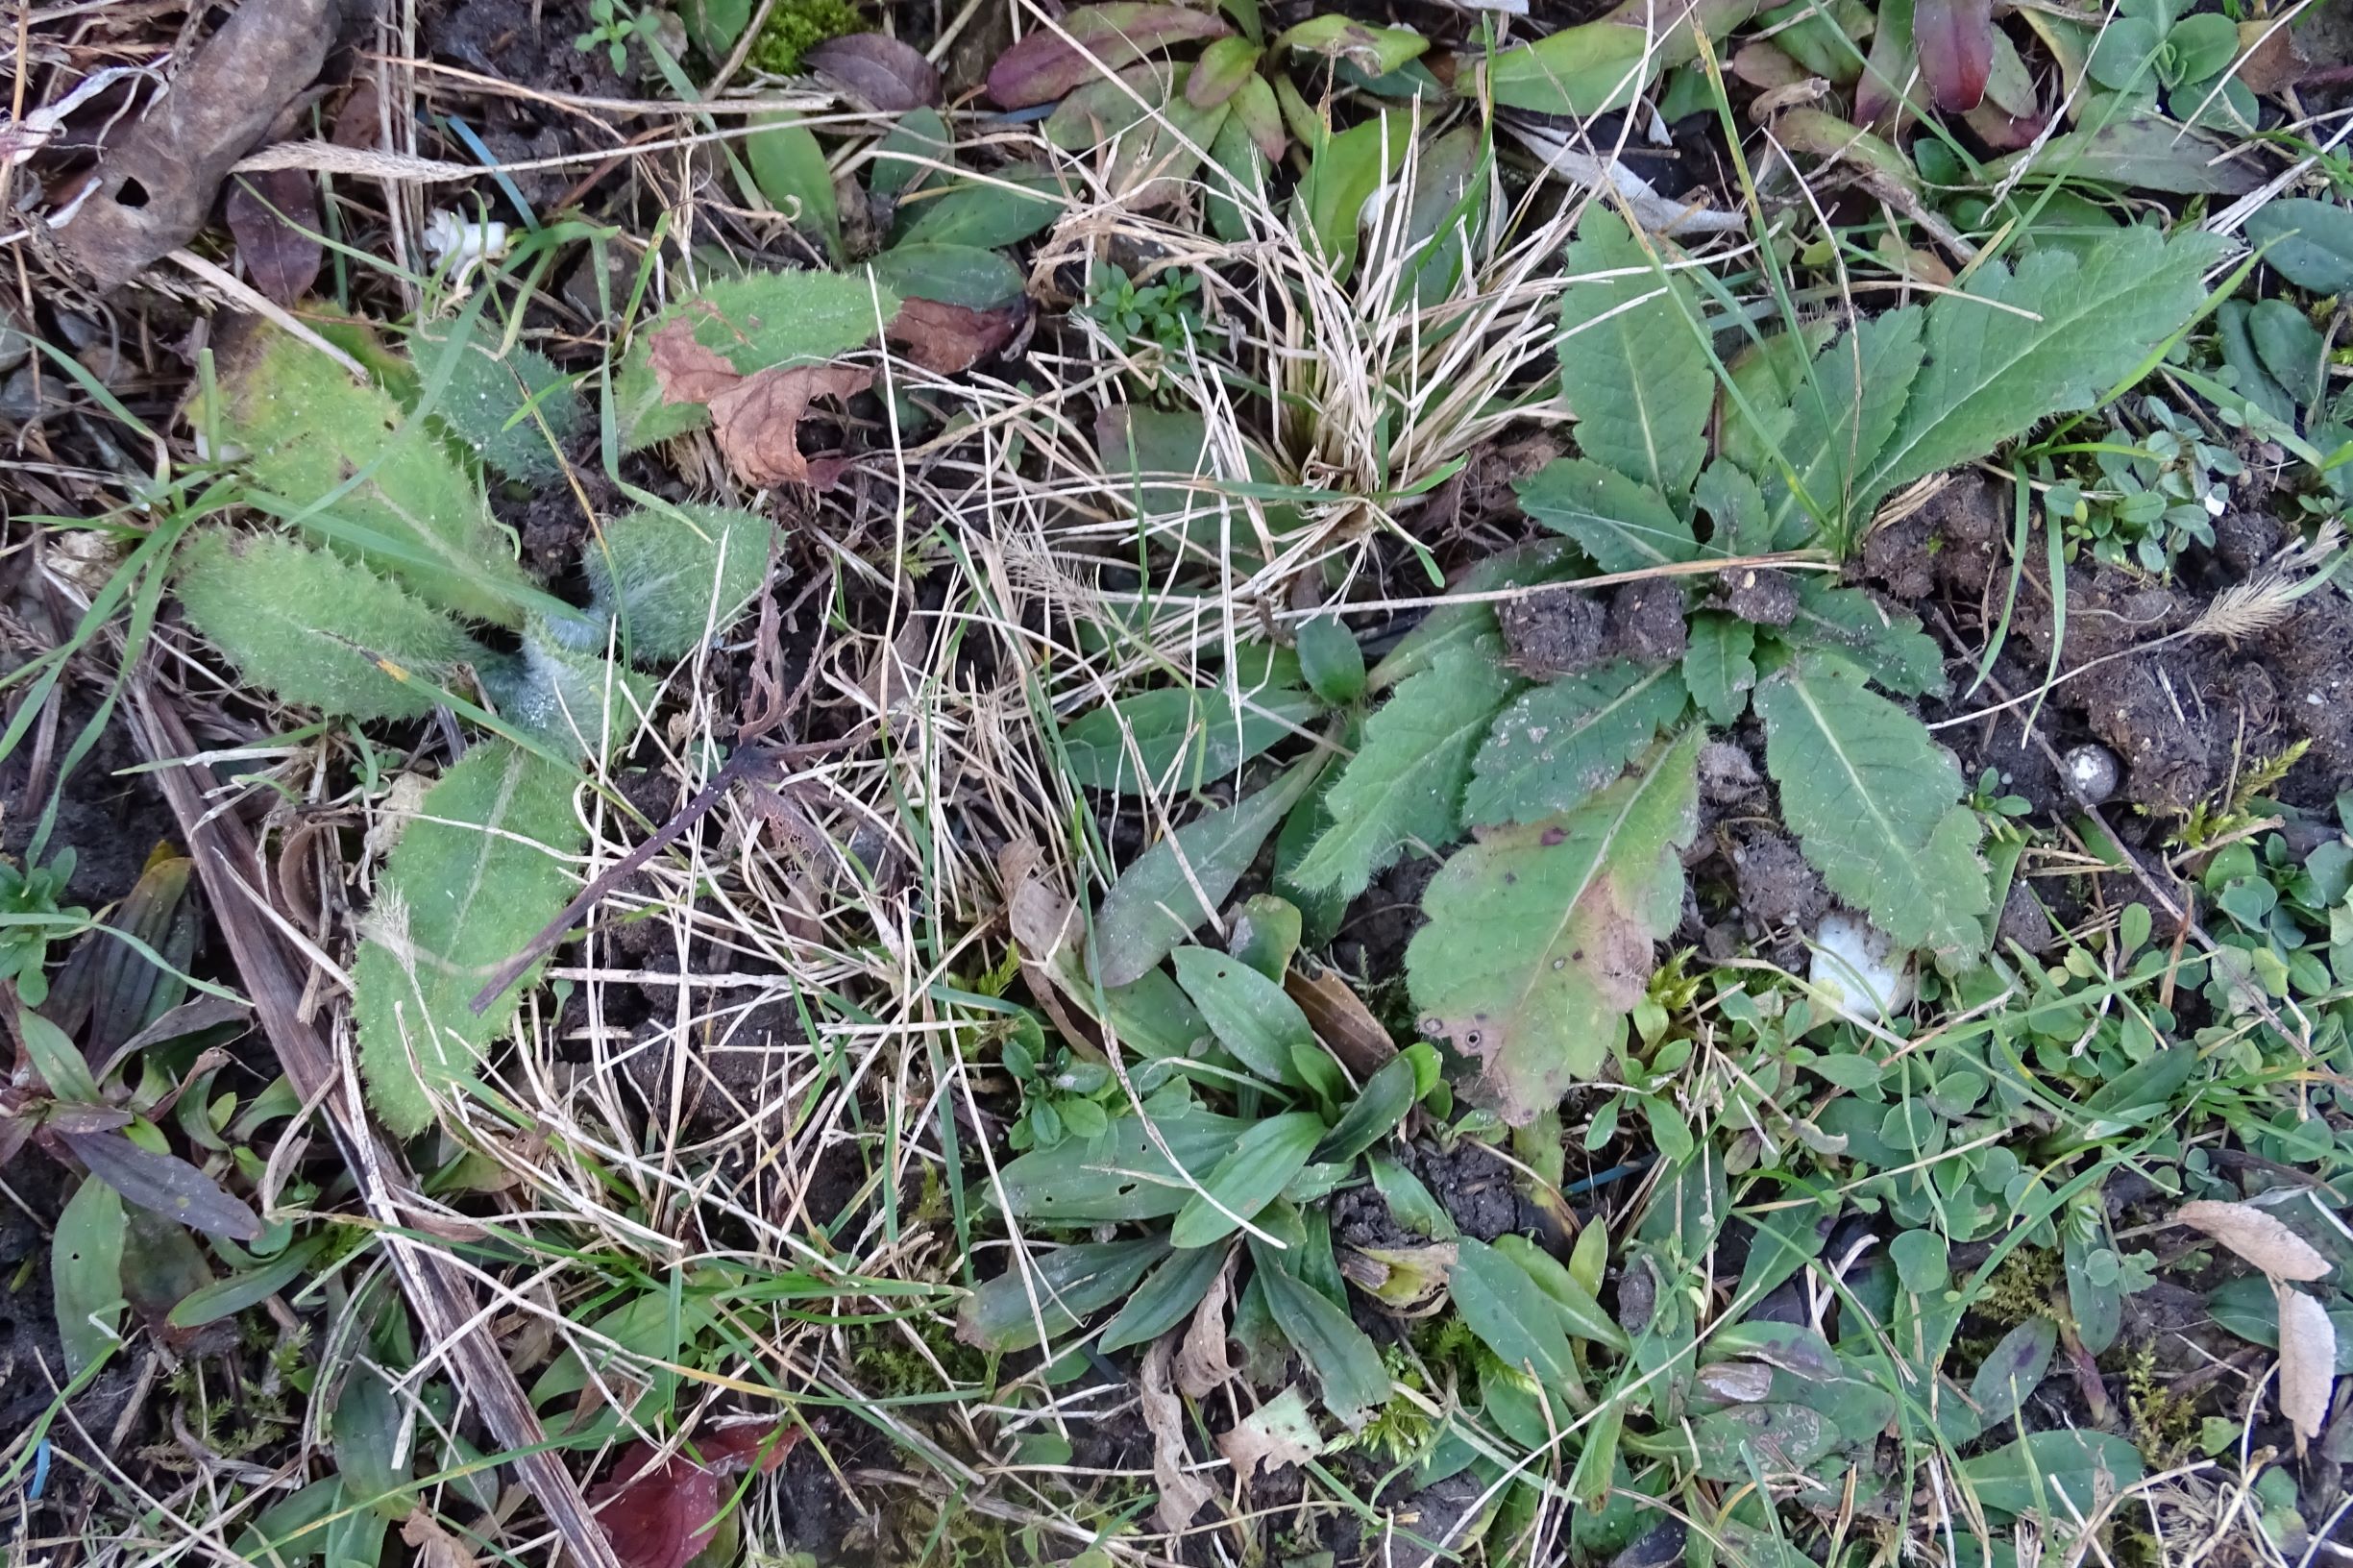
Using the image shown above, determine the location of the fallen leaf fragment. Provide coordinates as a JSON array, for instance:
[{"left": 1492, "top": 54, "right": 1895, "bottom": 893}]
[
  {"left": 1176, "top": 1251, "right": 1238, "bottom": 1398},
  {"left": 987, "top": 4, "right": 1231, "bottom": 109},
  {"left": 401, "top": 1511, "right": 482, "bottom": 1568},
  {"left": 1216, "top": 1384, "right": 1324, "bottom": 1485},
  {"left": 227, "top": 169, "right": 323, "bottom": 305},
  {"left": 707, "top": 363, "right": 870, "bottom": 488},
  {"left": 1140, "top": 1337, "right": 1217, "bottom": 1533},
  {"left": 806, "top": 34, "right": 942, "bottom": 110},
  {"left": 589, "top": 1422, "right": 799, "bottom": 1568},
  {"left": 885, "top": 296, "right": 1025, "bottom": 375},
  {"left": 2175, "top": 1200, "right": 2332, "bottom": 1282},
  {"left": 2276, "top": 1284, "right": 2336, "bottom": 1443},
  {"left": 1284, "top": 961, "right": 1395, "bottom": 1079},
  {"left": 648, "top": 317, "right": 745, "bottom": 404}
]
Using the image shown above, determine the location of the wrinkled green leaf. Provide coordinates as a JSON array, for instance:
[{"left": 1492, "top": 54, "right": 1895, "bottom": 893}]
[
  {"left": 1557, "top": 210, "right": 1712, "bottom": 499},
  {"left": 617, "top": 268, "right": 895, "bottom": 451}
]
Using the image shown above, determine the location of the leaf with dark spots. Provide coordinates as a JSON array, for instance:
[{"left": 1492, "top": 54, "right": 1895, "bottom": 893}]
[
  {"left": 1406, "top": 730, "right": 1701, "bottom": 1123},
  {"left": 987, "top": 3, "right": 1231, "bottom": 108},
  {"left": 227, "top": 170, "right": 324, "bottom": 306},
  {"left": 1914, "top": 0, "right": 1993, "bottom": 110},
  {"left": 805, "top": 34, "right": 941, "bottom": 109},
  {"left": 886, "top": 295, "right": 1026, "bottom": 374},
  {"left": 61, "top": 1129, "right": 261, "bottom": 1239}
]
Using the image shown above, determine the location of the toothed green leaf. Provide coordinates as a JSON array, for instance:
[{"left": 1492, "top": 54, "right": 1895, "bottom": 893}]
[
  {"left": 1515, "top": 458, "right": 1698, "bottom": 574},
  {"left": 1754, "top": 307, "right": 1926, "bottom": 547},
  {"left": 477, "top": 625, "right": 655, "bottom": 761},
  {"left": 176, "top": 530, "right": 479, "bottom": 721},
  {"left": 1781, "top": 581, "right": 1946, "bottom": 698},
  {"left": 1407, "top": 729, "right": 1702, "bottom": 1123},
  {"left": 225, "top": 329, "right": 539, "bottom": 625},
  {"left": 1557, "top": 209, "right": 1712, "bottom": 501},
  {"left": 1755, "top": 654, "right": 1990, "bottom": 963},
  {"left": 1465, "top": 661, "right": 1688, "bottom": 826},
  {"left": 616, "top": 268, "right": 897, "bottom": 451},
  {"left": 586, "top": 504, "right": 771, "bottom": 663},
  {"left": 355, "top": 742, "right": 584, "bottom": 1138},
  {"left": 1289, "top": 639, "right": 1514, "bottom": 899},
  {"left": 1682, "top": 612, "right": 1756, "bottom": 726},
  {"left": 1854, "top": 225, "right": 2225, "bottom": 517}
]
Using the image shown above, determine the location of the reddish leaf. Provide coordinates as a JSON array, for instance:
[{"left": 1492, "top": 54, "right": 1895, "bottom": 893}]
[
  {"left": 648, "top": 317, "right": 746, "bottom": 403},
  {"left": 1962, "top": 100, "right": 2048, "bottom": 151},
  {"left": 226, "top": 169, "right": 323, "bottom": 306},
  {"left": 1914, "top": 0, "right": 1993, "bottom": 112},
  {"left": 590, "top": 1424, "right": 800, "bottom": 1568},
  {"left": 987, "top": 3, "right": 1230, "bottom": 109},
  {"left": 806, "top": 34, "right": 942, "bottom": 110},
  {"left": 61, "top": 1128, "right": 261, "bottom": 1239},
  {"left": 707, "top": 363, "right": 871, "bottom": 487},
  {"left": 885, "top": 296, "right": 1026, "bottom": 375}
]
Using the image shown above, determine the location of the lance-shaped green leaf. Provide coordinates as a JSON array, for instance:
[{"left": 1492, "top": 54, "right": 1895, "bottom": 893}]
[
  {"left": 1466, "top": 660, "right": 1688, "bottom": 826},
  {"left": 1060, "top": 683, "right": 1322, "bottom": 796},
  {"left": 1406, "top": 729, "right": 1702, "bottom": 1123},
  {"left": 1449, "top": 1237, "right": 1582, "bottom": 1399},
  {"left": 1681, "top": 613, "right": 1755, "bottom": 726},
  {"left": 958, "top": 1237, "right": 1171, "bottom": 1352},
  {"left": 1755, "top": 655, "right": 1989, "bottom": 963},
  {"left": 1091, "top": 755, "right": 1327, "bottom": 988},
  {"left": 224, "top": 329, "right": 538, "bottom": 625},
  {"left": 1289, "top": 639, "right": 1512, "bottom": 899},
  {"left": 355, "top": 742, "right": 585, "bottom": 1137},
  {"left": 990, "top": 1100, "right": 1247, "bottom": 1221},
  {"left": 1556, "top": 210, "right": 1712, "bottom": 501},
  {"left": 1752, "top": 308, "right": 1926, "bottom": 547},
  {"left": 1099, "top": 1244, "right": 1228, "bottom": 1352},
  {"left": 1514, "top": 458, "right": 1698, "bottom": 574},
  {"left": 1170, "top": 1111, "right": 1326, "bottom": 1247},
  {"left": 52, "top": 1175, "right": 125, "bottom": 1377},
  {"left": 1173, "top": 946, "right": 1314, "bottom": 1087},
  {"left": 1252, "top": 1247, "right": 1390, "bottom": 1426},
  {"left": 1854, "top": 225, "right": 2225, "bottom": 517},
  {"left": 583, "top": 504, "right": 770, "bottom": 664}
]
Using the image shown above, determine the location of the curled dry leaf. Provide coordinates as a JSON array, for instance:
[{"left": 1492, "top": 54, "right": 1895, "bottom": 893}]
[
  {"left": 2276, "top": 1284, "right": 2336, "bottom": 1444},
  {"left": 401, "top": 1511, "right": 482, "bottom": 1568},
  {"left": 1216, "top": 1384, "right": 1324, "bottom": 1486},
  {"left": 2175, "top": 1199, "right": 2333, "bottom": 1282},
  {"left": 987, "top": 3, "right": 1232, "bottom": 109},
  {"left": 589, "top": 1423, "right": 799, "bottom": 1568},
  {"left": 886, "top": 296, "right": 1026, "bottom": 375},
  {"left": 649, "top": 319, "right": 871, "bottom": 489},
  {"left": 806, "top": 34, "right": 942, "bottom": 110},
  {"left": 227, "top": 169, "right": 323, "bottom": 306},
  {"left": 1284, "top": 961, "right": 1395, "bottom": 1080},
  {"left": 1140, "top": 1337, "right": 1217, "bottom": 1533},
  {"left": 1176, "top": 1251, "right": 1238, "bottom": 1398}
]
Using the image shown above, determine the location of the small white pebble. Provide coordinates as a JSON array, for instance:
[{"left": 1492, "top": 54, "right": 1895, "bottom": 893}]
[{"left": 2063, "top": 743, "right": 2120, "bottom": 804}]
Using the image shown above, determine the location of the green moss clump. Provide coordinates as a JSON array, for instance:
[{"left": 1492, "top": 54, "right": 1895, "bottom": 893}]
[{"left": 748, "top": 0, "right": 865, "bottom": 73}]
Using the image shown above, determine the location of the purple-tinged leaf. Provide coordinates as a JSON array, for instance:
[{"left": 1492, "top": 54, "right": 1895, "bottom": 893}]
[
  {"left": 1914, "top": 0, "right": 1993, "bottom": 111},
  {"left": 987, "top": 3, "right": 1229, "bottom": 109},
  {"left": 806, "top": 34, "right": 941, "bottom": 110},
  {"left": 61, "top": 1129, "right": 262, "bottom": 1239},
  {"left": 226, "top": 169, "right": 324, "bottom": 306}
]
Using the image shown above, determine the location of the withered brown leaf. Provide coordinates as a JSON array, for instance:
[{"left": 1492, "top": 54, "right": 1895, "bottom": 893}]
[
  {"left": 648, "top": 316, "right": 745, "bottom": 404},
  {"left": 707, "top": 362, "right": 870, "bottom": 488},
  {"left": 226, "top": 169, "right": 323, "bottom": 306},
  {"left": 885, "top": 296, "right": 1025, "bottom": 375}
]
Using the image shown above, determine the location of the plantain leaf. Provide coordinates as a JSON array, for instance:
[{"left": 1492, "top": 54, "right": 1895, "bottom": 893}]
[
  {"left": 1251, "top": 1246, "right": 1390, "bottom": 1426},
  {"left": 1466, "top": 661, "right": 1689, "bottom": 826},
  {"left": 1406, "top": 730, "right": 1702, "bottom": 1123},
  {"left": 1170, "top": 1111, "right": 1326, "bottom": 1247},
  {"left": 354, "top": 742, "right": 584, "bottom": 1137},
  {"left": 1681, "top": 613, "right": 1756, "bottom": 727},
  {"left": 1449, "top": 1237, "right": 1582, "bottom": 1398},
  {"left": 1288, "top": 639, "right": 1513, "bottom": 899},
  {"left": 991, "top": 1100, "right": 1246, "bottom": 1221},
  {"left": 1853, "top": 225, "right": 2225, "bottom": 517},
  {"left": 1515, "top": 458, "right": 1698, "bottom": 573},
  {"left": 1091, "top": 755, "right": 1328, "bottom": 988},
  {"left": 1060, "top": 683, "right": 1322, "bottom": 796},
  {"left": 177, "top": 531, "right": 478, "bottom": 722},
  {"left": 1172, "top": 946, "right": 1314, "bottom": 1088},
  {"left": 52, "top": 1175, "right": 125, "bottom": 1376},
  {"left": 959, "top": 1237, "right": 1170, "bottom": 1352},
  {"left": 1557, "top": 210, "right": 1712, "bottom": 500},
  {"left": 746, "top": 113, "right": 843, "bottom": 263},
  {"left": 1099, "top": 1244, "right": 1228, "bottom": 1352},
  {"left": 1755, "top": 654, "right": 1989, "bottom": 962}
]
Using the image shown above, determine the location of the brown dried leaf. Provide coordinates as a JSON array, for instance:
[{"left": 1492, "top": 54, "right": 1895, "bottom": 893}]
[
  {"left": 885, "top": 296, "right": 1025, "bottom": 375},
  {"left": 1141, "top": 1338, "right": 1216, "bottom": 1533},
  {"left": 1176, "top": 1252, "right": 1238, "bottom": 1398},
  {"left": 986, "top": 3, "right": 1232, "bottom": 109},
  {"left": 2276, "top": 1284, "right": 2336, "bottom": 1444},
  {"left": 331, "top": 79, "right": 382, "bottom": 149},
  {"left": 2233, "top": 19, "right": 2307, "bottom": 97},
  {"left": 401, "top": 1511, "right": 482, "bottom": 1568},
  {"left": 226, "top": 169, "right": 323, "bottom": 306},
  {"left": 707, "top": 363, "right": 871, "bottom": 488},
  {"left": 2176, "top": 1200, "right": 2333, "bottom": 1282},
  {"left": 806, "top": 34, "right": 943, "bottom": 110},
  {"left": 648, "top": 317, "right": 746, "bottom": 404},
  {"left": 1215, "top": 1384, "right": 1323, "bottom": 1485},
  {"left": 1285, "top": 962, "right": 1396, "bottom": 1080}
]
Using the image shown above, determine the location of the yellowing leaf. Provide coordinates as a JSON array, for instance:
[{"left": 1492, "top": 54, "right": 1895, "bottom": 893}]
[{"left": 1405, "top": 729, "right": 1702, "bottom": 1123}]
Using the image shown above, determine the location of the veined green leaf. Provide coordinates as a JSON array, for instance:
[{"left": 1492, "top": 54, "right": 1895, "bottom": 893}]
[
  {"left": 183, "top": 529, "right": 486, "bottom": 724},
  {"left": 354, "top": 743, "right": 585, "bottom": 1137},
  {"left": 1755, "top": 655, "right": 1989, "bottom": 962},
  {"left": 1448, "top": 1237, "right": 1581, "bottom": 1397},
  {"left": 1681, "top": 613, "right": 1755, "bottom": 726},
  {"left": 990, "top": 1101, "right": 1246, "bottom": 1221},
  {"left": 1060, "top": 684, "right": 1322, "bottom": 796},
  {"left": 1172, "top": 946, "right": 1315, "bottom": 1087},
  {"left": 1515, "top": 457, "right": 1698, "bottom": 573},
  {"left": 1465, "top": 660, "right": 1688, "bottom": 826},
  {"left": 1313, "top": 1052, "right": 1417, "bottom": 1163},
  {"left": 1091, "top": 755, "right": 1327, "bottom": 988},
  {"left": 959, "top": 1237, "right": 1170, "bottom": 1352},
  {"left": 1853, "top": 225, "right": 2224, "bottom": 516},
  {"left": 52, "top": 1175, "right": 125, "bottom": 1377},
  {"left": 1754, "top": 307, "right": 1926, "bottom": 547},
  {"left": 1782, "top": 580, "right": 1946, "bottom": 697},
  {"left": 1252, "top": 1247, "right": 1390, "bottom": 1426},
  {"left": 1289, "top": 639, "right": 1513, "bottom": 898},
  {"left": 1170, "top": 1111, "right": 1326, "bottom": 1246},
  {"left": 1406, "top": 730, "right": 1702, "bottom": 1123},
  {"left": 1099, "top": 1244, "right": 1228, "bottom": 1352},
  {"left": 1557, "top": 210, "right": 1712, "bottom": 500}
]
